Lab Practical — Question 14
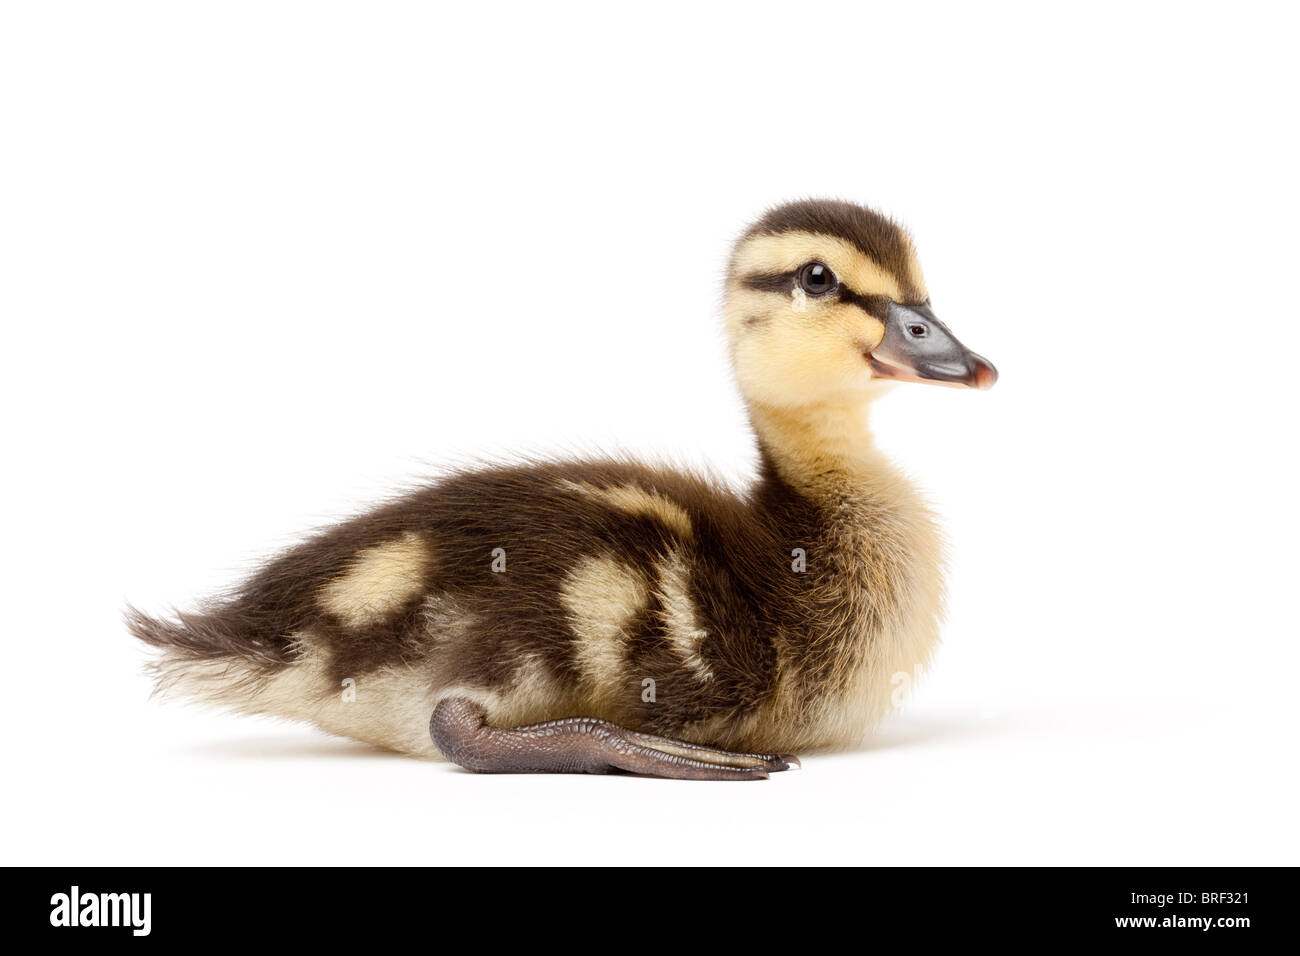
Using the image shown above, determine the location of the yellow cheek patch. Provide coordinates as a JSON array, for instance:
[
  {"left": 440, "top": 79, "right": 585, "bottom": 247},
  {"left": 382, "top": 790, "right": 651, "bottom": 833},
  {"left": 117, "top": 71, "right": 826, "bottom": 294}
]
[
  {"left": 320, "top": 531, "right": 433, "bottom": 628},
  {"left": 732, "top": 231, "right": 906, "bottom": 303},
  {"left": 861, "top": 315, "right": 886, "bottom": 350},
  {"left": 722, "top": 285, "right": 851, "bottom": 347}
]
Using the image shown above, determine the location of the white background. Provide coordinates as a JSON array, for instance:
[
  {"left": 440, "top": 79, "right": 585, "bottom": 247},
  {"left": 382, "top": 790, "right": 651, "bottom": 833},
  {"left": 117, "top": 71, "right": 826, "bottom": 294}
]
[{"left": 2, "top": 2, "right": 1297, "bottom": 865}]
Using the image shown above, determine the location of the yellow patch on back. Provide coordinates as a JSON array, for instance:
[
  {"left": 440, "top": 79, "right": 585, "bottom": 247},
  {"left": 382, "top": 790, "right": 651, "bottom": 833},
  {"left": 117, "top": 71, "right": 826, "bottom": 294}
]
[
  {"left": 654, "top": 551, "right": 713, "bottom": 682},
  {"left": 320, "top": 531, "right": 433, "bottom": 628},
  {"left": 559, "top": 555, "right": 649, "bottom": 706},
  {"left": 560, "top": 480, "right": 693, "bottom": 539}
]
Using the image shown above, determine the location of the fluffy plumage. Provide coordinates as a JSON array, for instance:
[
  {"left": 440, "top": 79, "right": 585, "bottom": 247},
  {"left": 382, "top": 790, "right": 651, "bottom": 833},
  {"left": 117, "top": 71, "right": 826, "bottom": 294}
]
[{"left": 129, "top": 198, "right": 991, "bottom": 767}]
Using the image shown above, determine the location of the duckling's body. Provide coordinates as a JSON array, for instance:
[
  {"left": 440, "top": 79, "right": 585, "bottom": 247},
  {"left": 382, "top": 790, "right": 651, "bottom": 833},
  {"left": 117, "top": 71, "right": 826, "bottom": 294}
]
[{"left": 131, "top": 199, "right": 995, "bottom": 779}]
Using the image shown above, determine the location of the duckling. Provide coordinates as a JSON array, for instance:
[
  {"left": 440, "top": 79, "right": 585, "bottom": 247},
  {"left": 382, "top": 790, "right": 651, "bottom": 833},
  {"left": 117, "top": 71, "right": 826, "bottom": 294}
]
[{"left": 129, "top": 198, "right": 996, "bottom": 780}]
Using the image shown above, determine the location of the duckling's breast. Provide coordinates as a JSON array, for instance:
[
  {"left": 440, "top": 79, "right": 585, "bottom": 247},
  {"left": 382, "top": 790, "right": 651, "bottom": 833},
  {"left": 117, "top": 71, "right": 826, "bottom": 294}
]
[{"left": 751, "top": 478, "right": 947, "bottom": 752}]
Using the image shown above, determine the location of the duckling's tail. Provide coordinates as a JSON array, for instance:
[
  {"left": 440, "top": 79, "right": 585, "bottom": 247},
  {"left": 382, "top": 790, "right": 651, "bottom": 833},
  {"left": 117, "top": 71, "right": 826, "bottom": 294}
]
[
  {"left": 125, "top": 602, "right": 303, "bottom": 716},
  {"left": 127, "top": 604, "right": 288, "bottom": 665},
  {"left": 126, "top": 602, "right": 441, "bottom": 757}
]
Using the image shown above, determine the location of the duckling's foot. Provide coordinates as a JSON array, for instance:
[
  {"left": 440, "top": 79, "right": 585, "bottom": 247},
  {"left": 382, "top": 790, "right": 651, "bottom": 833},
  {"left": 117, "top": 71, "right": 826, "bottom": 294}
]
[{"left": 430, "top": 697, "right": 797, "bottom": 781}]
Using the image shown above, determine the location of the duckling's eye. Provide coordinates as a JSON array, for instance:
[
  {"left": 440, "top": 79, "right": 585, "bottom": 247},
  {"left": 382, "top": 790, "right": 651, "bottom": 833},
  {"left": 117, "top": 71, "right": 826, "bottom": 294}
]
[
  {"left": 797, "top": 262, "right": 836, "bottom": 296},
  {"left": 907, "top": 323, "right": 929, "bottom": 338}
]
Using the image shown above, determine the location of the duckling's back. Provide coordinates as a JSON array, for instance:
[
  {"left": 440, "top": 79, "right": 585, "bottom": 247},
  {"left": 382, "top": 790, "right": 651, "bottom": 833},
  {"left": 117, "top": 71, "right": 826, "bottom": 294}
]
[{"left": 132, "top": 461, "right": 763, "bottom": 756}]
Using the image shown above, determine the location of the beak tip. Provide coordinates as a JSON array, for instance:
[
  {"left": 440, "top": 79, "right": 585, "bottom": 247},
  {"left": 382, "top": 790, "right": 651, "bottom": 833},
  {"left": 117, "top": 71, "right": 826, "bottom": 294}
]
[{"left": 971, "top": 356, "right": 998, "bottom": 390}]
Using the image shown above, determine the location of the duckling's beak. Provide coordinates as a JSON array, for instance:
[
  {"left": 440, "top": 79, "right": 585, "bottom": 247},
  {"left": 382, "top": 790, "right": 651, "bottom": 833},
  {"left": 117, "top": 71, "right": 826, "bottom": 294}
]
[{"left": 868, "top": 303, "right": 998, "bottom": 390}]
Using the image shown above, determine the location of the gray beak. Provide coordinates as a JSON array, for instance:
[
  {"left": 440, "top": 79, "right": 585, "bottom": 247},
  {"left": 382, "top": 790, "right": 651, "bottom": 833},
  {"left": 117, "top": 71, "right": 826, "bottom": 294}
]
[{"left": 868, "top": 303, "right": 998, "bottom": 390}]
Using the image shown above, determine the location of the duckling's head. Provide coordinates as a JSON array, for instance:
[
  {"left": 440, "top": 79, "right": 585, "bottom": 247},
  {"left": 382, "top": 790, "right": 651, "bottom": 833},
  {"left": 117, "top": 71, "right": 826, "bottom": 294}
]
[{"left": 725, "top": 199, "right": 996, "bottom": 410}]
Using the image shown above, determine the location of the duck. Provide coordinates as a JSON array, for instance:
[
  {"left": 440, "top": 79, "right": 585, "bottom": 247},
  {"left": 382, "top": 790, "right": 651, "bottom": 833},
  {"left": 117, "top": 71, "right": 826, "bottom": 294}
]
[{"left": 129, "top": 198, "right": 997, "bottom": 780}]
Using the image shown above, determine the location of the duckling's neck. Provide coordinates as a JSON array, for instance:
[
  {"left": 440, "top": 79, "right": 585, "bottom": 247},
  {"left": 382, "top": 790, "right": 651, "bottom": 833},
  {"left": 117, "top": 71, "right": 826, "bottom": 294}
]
[{"left": 749, "top": 399, "right": 893, "bottom": 500}]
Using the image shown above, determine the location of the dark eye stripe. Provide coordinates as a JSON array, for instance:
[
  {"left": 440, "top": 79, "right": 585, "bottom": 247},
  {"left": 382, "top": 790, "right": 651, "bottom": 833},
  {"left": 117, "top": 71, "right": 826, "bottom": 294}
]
[
  {"left": 742, "top": 272, "right": 799, "bottom": 294},
  {"left": 742, "top": 272, "right": 893, "bottom": 320},
  {"left": 838, "top": 287, "right": 892, "bottom": 320}
]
